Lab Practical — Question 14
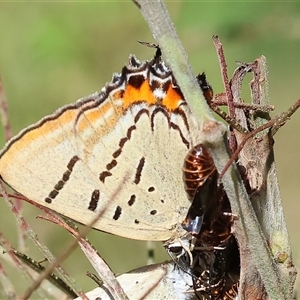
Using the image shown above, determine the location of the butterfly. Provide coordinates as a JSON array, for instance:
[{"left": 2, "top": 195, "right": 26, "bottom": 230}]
[
  {"left": 0, "top": 49, "right": 212, "bottom": 246},
  {"left": 74, "top": 261, "right": 194, "bottom": 300}
]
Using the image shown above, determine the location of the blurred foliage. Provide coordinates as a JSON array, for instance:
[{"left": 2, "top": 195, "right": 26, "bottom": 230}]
[{"left": 0, "top": 1, "right": 299, "bottom": 296}]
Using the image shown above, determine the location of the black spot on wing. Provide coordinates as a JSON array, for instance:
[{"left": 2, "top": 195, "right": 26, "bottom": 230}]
[
  {"left": 128, "top": 195, "right": 136, "bottom": 206},
  {"left": 45, "top": 156, "right": 80, "bottom": 204},
  {"left": 99, "top": 171, "right": 112, "bottom": 183},
  {"left": 113, "top": 206, "right": 122, "bottom": 220},
  {"left": 134, "top": 157, "right": 145, "bottom": 184},
  {"left": 128, "top": 74, "right": 145, "bottom": 89},
  {"left": 106, "top": 159, "right": 117, "bottom": 171},
  {"left": 88, "top": 190, "right": 100, "bottom": 211}
]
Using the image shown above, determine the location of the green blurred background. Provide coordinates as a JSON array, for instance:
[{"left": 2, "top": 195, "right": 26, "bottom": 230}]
[{"left": 0, "top": 1, "right": 300, "bottom": 296}]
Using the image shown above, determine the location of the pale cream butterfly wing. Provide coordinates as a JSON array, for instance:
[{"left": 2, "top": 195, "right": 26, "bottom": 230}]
[
  {"left": 0, "top": 54, "right": 203, "bottom": 242},
  {"left": 74, "top": 261, "right": 194, "bottom": 300}
]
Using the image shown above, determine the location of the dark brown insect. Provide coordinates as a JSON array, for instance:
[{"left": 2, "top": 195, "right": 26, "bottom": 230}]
[
  {"left": 183, "top": 144, "right": 217, "bottom": 201},
  {"left": 181, "top": 144, "right": 218, "bottom": 235},
  {"left": 191, "top": 234, "right": 240, "bottom": 299},
  {"left": 181, "top": 143, "right": 240, "bottom": 299},
  {"left": 182, "top": 143, "right": 232, "bottom": 246},
  {"left": 197, "top": 72, "right": 214, "bottom": 102}
]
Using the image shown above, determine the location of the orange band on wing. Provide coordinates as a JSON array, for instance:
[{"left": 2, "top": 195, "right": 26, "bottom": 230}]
[
  {"left": 123, "top": 81, "right": 156, "bottom": 107},
  {"left": 162, "top": 85, "right": 182, "bottom": 110}
]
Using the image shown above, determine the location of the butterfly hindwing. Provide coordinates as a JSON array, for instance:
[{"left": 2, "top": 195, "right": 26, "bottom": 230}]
[{"left": 0, "top": 55, "right": 203, "bottom": 242}]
